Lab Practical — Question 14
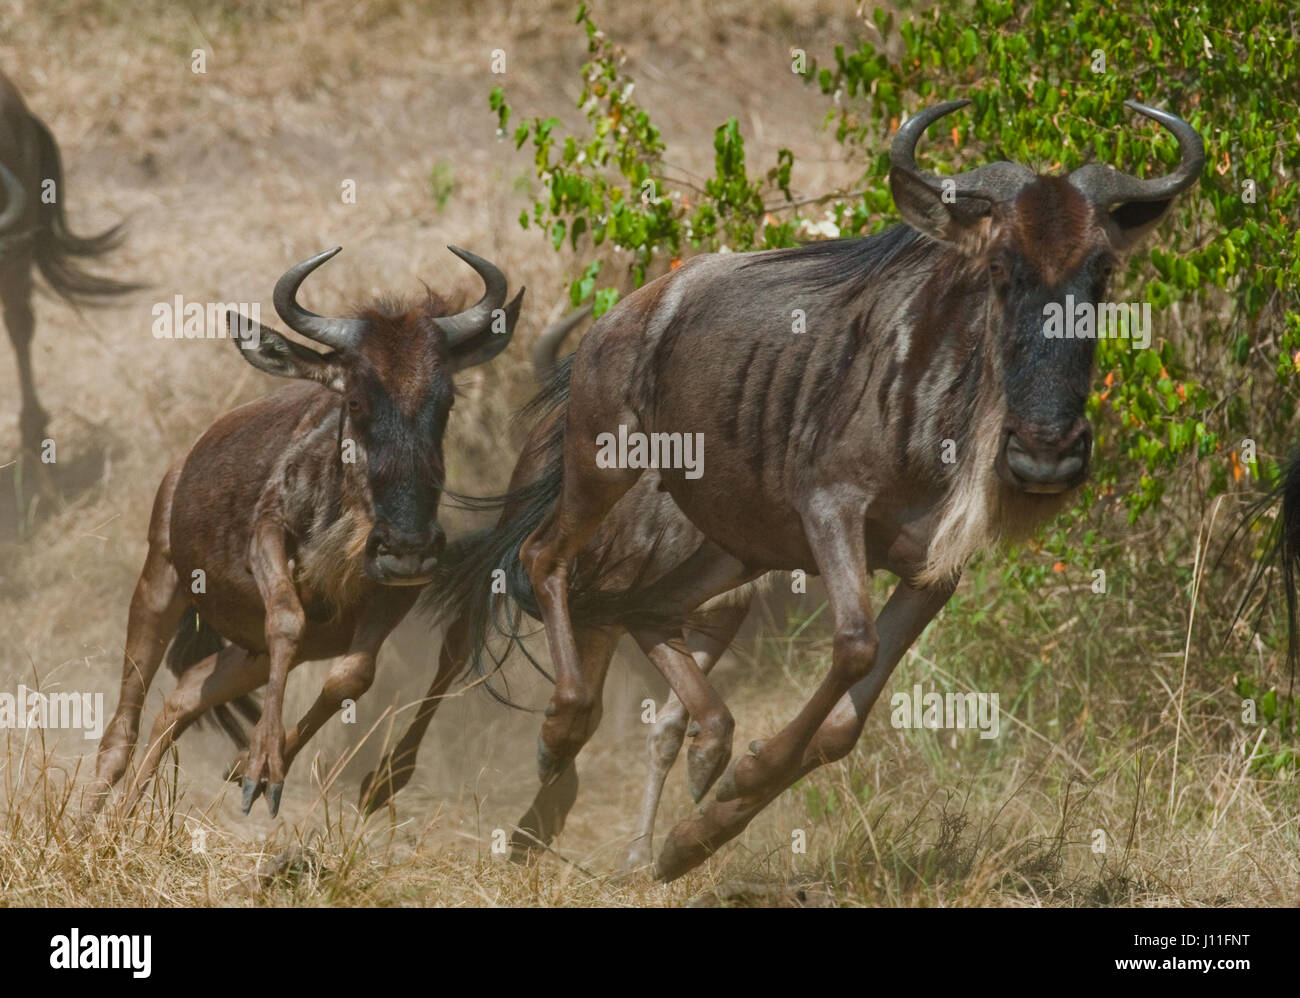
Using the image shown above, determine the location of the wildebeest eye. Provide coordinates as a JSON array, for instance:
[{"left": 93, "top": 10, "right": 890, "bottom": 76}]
[{"left": 988, "top": 258, "right": 1007, "bottom": 281}]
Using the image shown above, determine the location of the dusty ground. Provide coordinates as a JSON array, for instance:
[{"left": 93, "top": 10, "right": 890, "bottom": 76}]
[{"left": 0, "top": 0, "right": 1296, "bottom": 907}]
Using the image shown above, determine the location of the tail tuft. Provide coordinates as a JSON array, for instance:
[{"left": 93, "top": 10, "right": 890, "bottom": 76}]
[{"left": 31, "top": 116, "right": 143, "bottom": 303}]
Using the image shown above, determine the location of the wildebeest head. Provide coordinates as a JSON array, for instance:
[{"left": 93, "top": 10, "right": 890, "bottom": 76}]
[
  {"left": 228, "top": 246, "right": 523, "bottom": 585},
  {"left": 890, "top": 100, "right": 1203, "bottom": 494}
]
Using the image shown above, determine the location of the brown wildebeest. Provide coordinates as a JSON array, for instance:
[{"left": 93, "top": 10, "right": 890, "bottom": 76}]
[
  {"left": 461, "top": 99, "right": 1201, "bottom": 880},
  {"left": 83, "top": 245, "right": 522, "bottom": 821},
  {"left": 0, "top": 70, "right": 138, "bottom": 455},
  {"left": 356, "top": 306, "right": 762, "bottom": 869}
]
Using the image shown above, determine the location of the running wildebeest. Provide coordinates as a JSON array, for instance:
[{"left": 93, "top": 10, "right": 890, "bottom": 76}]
[
  {"left": 429, "top": 99, "right": 1202, "bottom": 880},
  {"left": 0, "top": 70, "right": 137, "bottom": 455},
  {"left": 356, "top": 306, "right": 764, "bottom": 869},
  {"left": 82, "top": 245, "right": 522, "bottom": 821}
]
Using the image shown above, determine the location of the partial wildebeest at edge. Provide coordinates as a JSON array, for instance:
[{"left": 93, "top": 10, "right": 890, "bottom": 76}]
[
  {"left": 0, "top": 70, "right": 139, "bottom": 456},
  {"left": 356, "top": 306, "right": 766, "bottom": 870},
  {"left": 1238, "top": 452, "right": 1300, "bottom": 681},
  {"left": 394, "top": 98, "right": 1203, "bottom": 881},
  {"left": 81, "top": 246, "right": 522, "bottom": 821}
]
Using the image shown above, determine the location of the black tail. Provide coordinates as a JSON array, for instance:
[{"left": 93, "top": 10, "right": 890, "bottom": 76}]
[
  {"left": 31, "top": 116, "right": 141, "bottom": 302},
  {"left": 421, "top": 357, "right": 686, "bottom": 705},
  {"left": 1234, "top": 451, "right": 1300, "bottom": 690},
  {"left": 166, "top": 611, "right": 261, "bottom": 749}
]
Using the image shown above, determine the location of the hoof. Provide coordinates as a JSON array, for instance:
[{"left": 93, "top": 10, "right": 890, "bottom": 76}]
[
  {"left": 714, "top": 746, "right": 764, "bottom": 803},
  {"left": 73, "top": 811, "right": 99, "bottom": 839},
  {"left": 508, "top": 829, "right": 543, "bottom": 864},
  {"left": 622, "top": 844, "right": 653, "bottom": 874},
  {"left": 654, "top": 830, "right": 709, "bottom": 882},
  {"left": 686, "top": 739, "right": 731, "bottom": 803},
  {"left": 358, "top": 771, "right": 383, "bottom": 813},
  {"left": 240, "top": 778, "right": 258, "bottom": 815},
  {"left": 266, "top": 782, "right": 283, "bottom": 818},
  {"left": 714, "top": 758, "right": 738, "bottom": 802}
]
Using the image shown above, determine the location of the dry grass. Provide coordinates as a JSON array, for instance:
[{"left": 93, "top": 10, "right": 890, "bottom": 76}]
[{"left": 1, "top": 0, "right": 1297, "bottom": 907}]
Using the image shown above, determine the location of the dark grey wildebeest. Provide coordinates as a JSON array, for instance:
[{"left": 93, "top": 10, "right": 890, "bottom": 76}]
[
  {"left": 0, "top": 70, "right": 137, "bottom": 455},
  {"left": 465, "top": 98, "right": 1203, "bottom": 880}
]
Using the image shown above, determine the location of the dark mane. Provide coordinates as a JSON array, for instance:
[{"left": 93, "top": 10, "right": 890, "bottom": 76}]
[{"left": 739, "top": 223, "right": 933, "bottom": 296}]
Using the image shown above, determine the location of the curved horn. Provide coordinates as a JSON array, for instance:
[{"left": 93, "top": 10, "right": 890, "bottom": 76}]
[
  {"left": 272, "top": 247, "right": 366, "bottom": 352},
  {"left": 434, "top": 246, "right": 510, "bottom": 347},
  {"left": 0, "top": 161, "right": 26, "bottom": 234},
  {"left": 532, "top": 304, "right": 592, "bottom": 383},
  {"left": 1068, "top": 100, "right": 1205, "bottom": 206},
  {"left": 890, "top": 99, "right": 1034, "bottom": 203}
]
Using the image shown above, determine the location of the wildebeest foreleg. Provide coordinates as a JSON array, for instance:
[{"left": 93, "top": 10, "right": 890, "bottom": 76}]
[
  {"left": 118, "top": 644, "right": 268, "bottom": 818},
  {"left": 625, "top": 599, "right": 750, "bottom": 870},
  {"left": 0, "top": 266, "right": 45, "bottom": 455},
  {"left": 655, "top": 576, "right": 954, "bottom": 880},
  {"left": 82, "top": 465, "right": 187, "bottom": 818},
  {"left": 232, "top": 590, "right": 416, "bottom": 808},
  {"left": 244, "top": 521, "right": 305, "bottom": 817}
]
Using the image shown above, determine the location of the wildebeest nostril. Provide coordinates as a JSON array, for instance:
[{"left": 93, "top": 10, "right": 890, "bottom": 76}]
[{"left": 1004, "top": 429, "right": 1089, "bottom": 490}]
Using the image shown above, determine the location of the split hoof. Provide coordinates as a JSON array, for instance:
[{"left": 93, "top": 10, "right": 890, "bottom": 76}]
[
  {"left": 686, "top": 738, "right": 731, "bottom": 803},
  {"left": 241, "top": 778, "right": 259, "bottom": 814},
  {"left": 714, "top": 742, "right": 766, "bottom": 803},
  {"left": 654, "top": 828, "right": 710, "bottom": 883},
  {"left": 266, "top": 782, "right": 283, "bottom": 818},
  {"left": 358, "top": 770, "right": 387, "bottom": 814}
]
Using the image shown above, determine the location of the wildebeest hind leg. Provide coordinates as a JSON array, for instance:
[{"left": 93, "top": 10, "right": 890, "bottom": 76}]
[
  {"left": 0, "top": 266, "right": 46, "bottom": 457},
  {"left": 655, "top": 576, "right": 954, "bottom": 881},
  {"left": 628, "top": 546, "right": 756, "bottom": 805},
  {"left": 625, "top": 599, "right": 750, "bottom": 870},
  {"left": 508, "top": 625, "right": 618, "bottom": 860},
  {"left": 82, "top": 465, "right": 187, "bottom": 821},
  {"left": 119, "top": 645, "right": 268, "bottom": 818},
  {"left": 521, "top": 445, "right": 640, "bottom": 784}
]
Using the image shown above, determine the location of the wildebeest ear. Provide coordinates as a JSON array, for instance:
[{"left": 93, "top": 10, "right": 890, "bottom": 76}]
[
  {"left": 889, "top": 168, "right": 993, "bottom": 254},
  {"left": 1102, "top": 198, "right": 1176, "bottom": 253},
  {"left": 226, "top": 311, "right": 345, "bottom": 392},
  {"left": 444, "top": 286, "right": 525, "bottom": 373}
]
